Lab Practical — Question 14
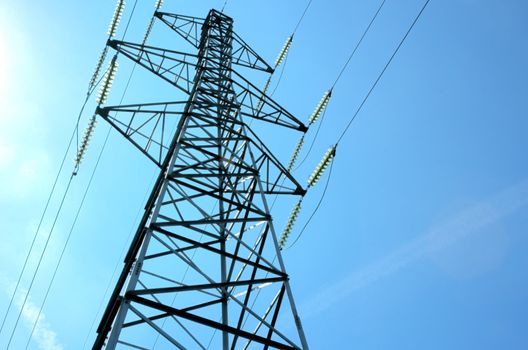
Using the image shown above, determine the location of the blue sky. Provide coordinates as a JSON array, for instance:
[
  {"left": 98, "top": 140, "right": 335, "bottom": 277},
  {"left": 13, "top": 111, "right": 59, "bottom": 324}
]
[{"left": 0, "top": 0, "right": 527, "bottom": 349}]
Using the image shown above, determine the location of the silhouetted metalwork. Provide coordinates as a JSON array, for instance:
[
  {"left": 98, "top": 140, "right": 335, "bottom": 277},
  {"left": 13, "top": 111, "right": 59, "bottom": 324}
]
[{"left": 93, "top": 9, "right": 309, "bottom": 349}]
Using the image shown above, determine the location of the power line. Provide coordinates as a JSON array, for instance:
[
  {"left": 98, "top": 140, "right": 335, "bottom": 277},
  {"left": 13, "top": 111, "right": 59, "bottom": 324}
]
[
  {"left": 288, "top": 159, "right": 333, "bottom": 248},
  {"left": 332, "top": 0, "right": 388, "bottom": 89},
  {"left": 260, "top": 0, "right": 314, "bottom": 99},
  {"left": 288, "top": 0, "right": 432, "bottom": 249},
  {"left": 293, "top": 0, "right": 313, "bottom": 35},
  {"left": 25, "top": 38, "right": 141, "bottom": 350},
  {"left": 289, "top": 0, "right": 386, "bottom": 173},
  {"left": 0, "top": 130, "right": 71, "bottom": 337},
  {"left": 336, "top": 0, "right": 431, "bottom": 145},
  {"left": 12, "top": 1, "right": 141, "bottom": 347},
  {"left": 23, "top": 126, "right": 112, "bottom": 350},
  {"left": 5, "top": 175, "right": 74, "bottom": 349},
  {"left": 294, "top": 104, "right": 328, "bottom": 171},
  {"left": 0, "top": 81, "right": 99, "bottom": 339},
  {"left": 269, "top": 50, "right": 289, "bottom": 97}
]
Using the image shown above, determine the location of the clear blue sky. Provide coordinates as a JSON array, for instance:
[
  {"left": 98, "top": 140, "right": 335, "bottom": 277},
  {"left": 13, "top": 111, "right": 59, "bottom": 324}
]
[{"left": 0, "top": 0, "right": 527, "bottom": 349}]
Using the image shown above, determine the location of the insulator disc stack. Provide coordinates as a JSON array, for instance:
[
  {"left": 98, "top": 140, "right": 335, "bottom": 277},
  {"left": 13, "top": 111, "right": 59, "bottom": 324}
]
[
  {"left": 275, "top": 35, "right": 293, "bottom": 68},
  {"left": 108, "top": 0, "right": 126, "bottom": 38},
  {"left": 287, "top": 135, "right": 305, "bottom": 172},
  {"left": 74, "top": 114, "right": 98, "bottom": 169},
  {"left": 96, "top": 58, "right": 119, "bottom": 105},
  {"left": 256, "top": 77, "right": 272, "bottom": 112},
  {"left": 308, "top": 90, "right": 332, "bottom": 126},
  {"left": 279, "top": 198, "right": 303, "bottom": 249},
  {"left": 89, "top": 47, "right": 109, "bottom": 91},
  {"left": 307, "top": 146, "right": 336, "bottom": 187},
  {"left": 143, "top": 18, "right": 155, "bottom": 46}
]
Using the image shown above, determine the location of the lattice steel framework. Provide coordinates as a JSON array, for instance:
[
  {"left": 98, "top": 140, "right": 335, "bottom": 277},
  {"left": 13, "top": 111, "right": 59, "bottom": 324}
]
[{"left": 93, "top": 9, "right": 309, "bottom": 349}]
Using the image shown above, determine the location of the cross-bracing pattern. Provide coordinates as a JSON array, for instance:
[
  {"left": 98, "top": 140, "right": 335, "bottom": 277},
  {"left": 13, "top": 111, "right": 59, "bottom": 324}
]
[{"left": 93, "top": 9, "right": 309, "bottom": 350}]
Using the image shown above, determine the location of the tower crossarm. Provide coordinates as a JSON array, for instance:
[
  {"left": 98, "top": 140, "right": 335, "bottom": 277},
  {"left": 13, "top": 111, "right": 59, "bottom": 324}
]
[
  {"left": 155, "top": 11, "right": 274, "bottom": 73},
  {"left": 97, "top": 101, "right": 306, "bottom": 195},
  {"left": 109, "top": 38, "right": 305, "bottom": 131},
  {"left": 108, "top": 39, "right": 198, "bottom": 95}
]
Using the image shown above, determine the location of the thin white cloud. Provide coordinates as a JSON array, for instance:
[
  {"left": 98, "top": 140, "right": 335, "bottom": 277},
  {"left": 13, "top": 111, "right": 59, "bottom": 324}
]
[
  {"left": 0, "top": 278, "right": 63, "bottom": 350},
  {"left": 301, "top": 178, "right": 528, "bottom": 318},
  {"left": 17, "top": 292, "right": 63, "bottom": 350}
]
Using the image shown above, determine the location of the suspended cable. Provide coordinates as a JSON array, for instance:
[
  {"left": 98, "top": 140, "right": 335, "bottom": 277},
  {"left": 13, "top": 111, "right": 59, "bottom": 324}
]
[
  {"left": 294, "top": 104, "right": 328, "bottom": 170},
  {"left": 293, "top": 0, "right": 313, "bottom": 35},
  {"left": 336, "top": 0, "right": 430, "bottom": 145},
  {"left": 0, "top": 74, "right": 102, "bottom": 339},
  {"left": 14, "top": 0, "right": 141, "bottom": 347},
  {"left": 286, "top": 0, "right": 386, "bottom": 174},
  {"left": 5, "top": 175, "right": 74, "bottom": 349},
  {"left": 81, "top": 2, "right": 161, "bottom": 347},
  {"left": 332, "top": 0, "right": 387, "bottom": 89},
  {"left": 0, "top": 132, "right": 71, "bottom": 337},
  {"left": 121, "top": 0, "right": 138, "bottom": 40},
  {"left": 255, "top": 0, "right": 313, "bottom": 106},
  {"left": 24, "top": 126, "right": 112, "bottom": 350},
  {"left": 5, "top": 62, "right": 114, "bottom": 347},
  {"left": 287, "top": 0, "right": 431, "bottom": 249},
  {"left": 287, "top": 159, "right": 334, "bottom": 249},
  {"left": 7, "top": 62, "right": 119, "bottom": 348},
  {"left": 269, "top": 50, "right": 289, "bottom": 97}
]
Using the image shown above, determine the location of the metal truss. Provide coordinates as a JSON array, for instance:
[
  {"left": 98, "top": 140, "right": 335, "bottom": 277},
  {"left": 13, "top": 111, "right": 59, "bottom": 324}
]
[{"left": 93, "top": 9, "right": 309, "bottom": 350}]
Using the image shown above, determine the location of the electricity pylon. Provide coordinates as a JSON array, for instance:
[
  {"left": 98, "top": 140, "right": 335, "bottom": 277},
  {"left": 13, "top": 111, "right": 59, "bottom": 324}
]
[{"left": 93, "top": 9, "right": 309, "bottom": 349}]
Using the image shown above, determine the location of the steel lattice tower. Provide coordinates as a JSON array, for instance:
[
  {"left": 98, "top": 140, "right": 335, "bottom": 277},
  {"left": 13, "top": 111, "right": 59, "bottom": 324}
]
[{"left": 93, "top": 9, "right": 309, "bottom": 349}]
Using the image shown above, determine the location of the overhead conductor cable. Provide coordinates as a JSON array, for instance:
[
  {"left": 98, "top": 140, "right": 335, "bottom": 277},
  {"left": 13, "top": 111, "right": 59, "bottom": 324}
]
[
  {"left": 279, "top": 146, "right": 336, "bottom": 248},
  {"left": 27, "top": 0, "right": 146, "bottom": 347},
  {"left": 287, "top": 0, "right": 432, "bottom": 249}
]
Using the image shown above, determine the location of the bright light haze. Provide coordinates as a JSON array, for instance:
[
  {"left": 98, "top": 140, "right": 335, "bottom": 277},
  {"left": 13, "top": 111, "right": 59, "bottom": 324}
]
[{"left": 0, "top": 0, "right": 527, "bottom": 349}]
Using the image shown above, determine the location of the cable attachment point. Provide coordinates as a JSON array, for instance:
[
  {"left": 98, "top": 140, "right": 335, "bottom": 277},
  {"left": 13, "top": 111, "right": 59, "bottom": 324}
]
[
  {"left": 279, "top": 198, "right": 303, "bottom": 250},
  {"left": 96, "top": 57, "right": 119, "bottom": 105},
  {"left": 108, "top": 0, "right": 126, "bottom": 38},
  {"left": 307, "top": 145, "right": 336, "bottom": 187},
  {"left": 275, "top": 35, "right": 293, "bottom": 68},
  {"left": 308, "top": 89, "right": 332, "bottom": 126}
]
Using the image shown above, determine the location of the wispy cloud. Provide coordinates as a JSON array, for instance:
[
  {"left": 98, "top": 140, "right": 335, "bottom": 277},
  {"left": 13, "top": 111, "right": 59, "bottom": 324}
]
[
  {"left": 1, "top": 278, "right": 63, "bottom": 350},
  {"left": 301, "top": 179, "right": 528, "bottom": 318}
]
